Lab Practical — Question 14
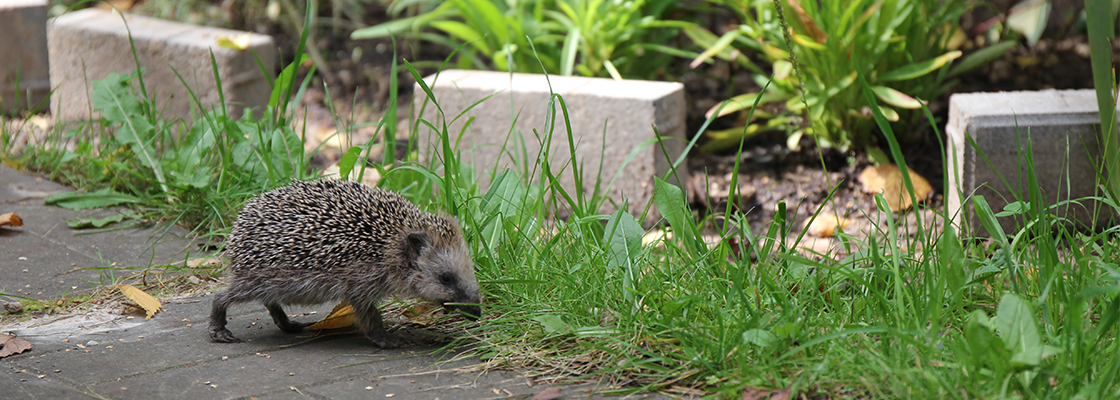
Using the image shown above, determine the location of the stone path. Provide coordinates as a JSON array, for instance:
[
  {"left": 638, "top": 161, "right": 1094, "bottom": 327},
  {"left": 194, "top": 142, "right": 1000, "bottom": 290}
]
[{"left": 0, "top": 165, "right": 665, "bottom": 399}]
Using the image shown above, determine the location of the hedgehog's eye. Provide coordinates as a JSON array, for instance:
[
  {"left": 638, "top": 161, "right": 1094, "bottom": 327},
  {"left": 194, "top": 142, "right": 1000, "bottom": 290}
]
[{"left": 439, "top": 272, "right": 456, "bottom": 285}]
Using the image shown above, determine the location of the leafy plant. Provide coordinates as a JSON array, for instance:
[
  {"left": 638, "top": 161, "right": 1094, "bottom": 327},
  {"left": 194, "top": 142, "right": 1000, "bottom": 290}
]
[
  {"left": 692, "top": 0, "right": 1016, "bottom": 151},
  {"left": 351, "top": 0, "right": 685, "bottom": 79}
]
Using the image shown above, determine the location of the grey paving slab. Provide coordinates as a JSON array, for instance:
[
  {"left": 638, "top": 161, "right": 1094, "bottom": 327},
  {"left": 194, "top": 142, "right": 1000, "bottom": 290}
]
[
  {"left": 48, "top": 8, "right": 275, "bottom": 122},
  {"left": 0, "top": 367, "right": 99, "bottom": 400},
  {"left": 411, "top": 69, "right": 687, "bottom": 224},
  {"left": 947, "top": 89, "right": 1119, "bottom": 235},
  {"left": 1, "top": 165, "right": 203, "bottom": 300},
  {"left": 0, "top": 0, "right": 51, "bottom": 115}
]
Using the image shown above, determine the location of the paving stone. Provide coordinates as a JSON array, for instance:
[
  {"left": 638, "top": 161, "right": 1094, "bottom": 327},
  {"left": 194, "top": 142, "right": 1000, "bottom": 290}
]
[
  {"left": 47, "top": 8, "right": 275, "bottom": 122},
  {"left": 410, "top": 69, "right": 687, "bottom": 220},
  {"left": 0, "top": 0, "right": 51, "bottom": 114},
  {"left": 946, "top": 89, "right": 1119, "bottom": 235},
  {"left": 0, "top": 369, "right": 99, "bottom": 400},
  {"left": 0, "top": 165, "right": 202, "bottom": 300}
]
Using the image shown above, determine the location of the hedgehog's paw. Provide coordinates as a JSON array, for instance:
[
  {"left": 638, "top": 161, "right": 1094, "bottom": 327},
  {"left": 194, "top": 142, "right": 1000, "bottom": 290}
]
[
  {"left": 210, "top": 328, "right": 243, "bottom": 343},
  {"left": 367, "top": 332, "right": 401, "bottom": 348}
]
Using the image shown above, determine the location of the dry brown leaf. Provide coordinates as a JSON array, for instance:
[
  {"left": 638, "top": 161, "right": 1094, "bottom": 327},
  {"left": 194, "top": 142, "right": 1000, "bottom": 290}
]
[
  {"left": 742, "top": 386, "right": 793, "bottom": 400},
  {"left": 0, "top": 335, "right": 33, "bottom": 358},
  {"left": 858, "top": 164, "right": 932, "bottom": 212},
  {"left": 403, "top": 304, "right": 435, "bottom": 319},
  {"left": 785, "top": 0, "right": 828, "bottom": 43},
  {"left": 530, "top": 387, "right": 563, "bottom": 400},
  {"left": 0, "top": 212, "right": 23, "bottom": 227},
  {"left": 803, "top": 213, "right": 850, "bottom": 237},
  {"left": 116, "top": 284, "right": 162, "bottom": 319},
  {"left": 308, "top": 300, "right": 355, "bottom": 330}
]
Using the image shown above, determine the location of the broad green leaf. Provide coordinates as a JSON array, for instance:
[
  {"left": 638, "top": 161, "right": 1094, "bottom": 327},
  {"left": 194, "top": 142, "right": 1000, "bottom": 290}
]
[
  {"left": 91, "top": 73, "right": 168, "bottom": 194},
  {"left": 964, "top": 310, "right": 1007, "bottom": 367},
  {"left": 268, "top": 54, "right": 308, "bottom": 109},
  {"left": 878, "top": 106, "right": 900, "bottom": 122},
  {"left": 338, "top": 146, "right": 363, "bottom": 181},
  {"left": 761, "top": 44, "right": 789, "bottom": 61},
  {"left": 460, "top": 0, "right": 508, "bottom": 44},
  {"left": 350, "top": 2, "right": 455, "bottom": 39},
  {"left": 705, "top": 91, "right": 789, "bottom": 119},
  {"left": 481, "top": 170, "right": 526, "bottom": 217},
  {"left": 791, "top": 33, "right": 825, "bottom": 50},
  {"left": 67, "top": 213, "right": 126, "bottom": 229},
  {"left": 690, "top": 30, "right": 739, "bottom": 69},
  {"left": 871, "top": 86, "right": 923, "bottom": 109},
  {"left": 742, "top": 329, "right": 777, "bottom": 347},
  {"left": 560, "top": 28, "right": 581, "bottom": 76},
  {"left": 879, "top": 51, "right": 962, "bottom": 81},
  {"left": 1007, "top": 0, "right": 1051, "bottom": 46},
  {"left": 937, "top": 226, "right": 967, "bottom": 303},
  {"left": 995, "top": 293, "right": 1045, "bottom": 367},
  {"left": 45, "top": 188, "right": 140, "bottom": 210},
  {"left": 995, "top": 201, "right": 1030, "bottom": 217},
  {"left": 351, "top": 17, "right": 419, "bottom": 39},
  {"left": 682, "top": 25, "right": 738, "bottom": 62},
  {"left": 605, "top": 208, "right": 644, "bottom": 302},
  {"left": 773, "top": 60, "right": 793, "bottom": 81},
  {"left": 430, "top": 20, "right": 491, "bottom": 54},
  {"left": 533, "top": 314, "right": 572, "bottom": 334},
  {"left": 654, "top": 178, "right": 703, "bottom": 257},
  {"left": 948, "top": 41, "right": 1016, "bottom": 77}
]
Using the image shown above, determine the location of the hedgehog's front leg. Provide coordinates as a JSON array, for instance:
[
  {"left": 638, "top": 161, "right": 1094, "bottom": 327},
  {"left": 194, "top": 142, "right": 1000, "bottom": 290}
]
[{"left": 352, "top": 300, "right": 401, "bottom": 348}]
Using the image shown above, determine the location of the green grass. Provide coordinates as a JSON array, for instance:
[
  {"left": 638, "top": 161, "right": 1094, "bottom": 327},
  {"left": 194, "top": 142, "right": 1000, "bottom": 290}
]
[{"left": 3, "top": 6, "right": 1119, "bottom": 399}]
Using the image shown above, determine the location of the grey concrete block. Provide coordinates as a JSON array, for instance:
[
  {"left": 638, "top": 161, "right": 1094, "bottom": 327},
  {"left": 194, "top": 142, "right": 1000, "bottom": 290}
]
[
  {"left": 946, "top": 89, "right": 1118, "bottom": 235},
  {"left": 411, "top": 70, "right": 687, "bottom": 218},
  {"left": 47, "top": 8, "right": 275, "bottom": 122},
  {"left": 0, "top": 0, "right": 51, "bottom": 114}
]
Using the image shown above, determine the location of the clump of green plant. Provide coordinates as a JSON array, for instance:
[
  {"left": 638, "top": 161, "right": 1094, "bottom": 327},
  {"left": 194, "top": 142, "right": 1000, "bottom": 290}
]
[
  {"left": 352, "top": 0, "right": 686, "bottom": 79},
  {"left": 692, "top": 0, "right": 1016, "bottom": 151}
]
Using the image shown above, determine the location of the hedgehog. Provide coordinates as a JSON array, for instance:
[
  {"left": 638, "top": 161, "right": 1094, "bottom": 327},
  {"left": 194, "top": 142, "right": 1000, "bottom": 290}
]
[{"left": 208, "top": 179, "right": 481, "bottom": 347}]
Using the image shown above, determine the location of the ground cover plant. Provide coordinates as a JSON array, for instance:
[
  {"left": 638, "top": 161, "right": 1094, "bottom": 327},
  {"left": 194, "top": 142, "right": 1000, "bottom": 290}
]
[{"left": 3, "top": 3, "right": 1120, "bottom": 399}]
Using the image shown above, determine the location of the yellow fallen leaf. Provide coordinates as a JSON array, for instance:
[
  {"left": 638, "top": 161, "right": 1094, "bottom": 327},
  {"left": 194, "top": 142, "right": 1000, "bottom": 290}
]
[
  {"left": 859, "top": 164, "right": 932, "bottom": 212},
  {"left": 216, "top": 34, "right": 252, "bottom": 51},
  {"left": 308, "top": 300, "right": 355, "bottom": 330},
  {"left": 0, "top": 212, "right": 23, "bottom": 227},
  {"left": 27, "top": 115, "right": 50, "bottom": 131},
  {"left": 803, "top": 213, "right": 850, "bottom": 237},
  {"left": 116, "top": 284, "right": 161, "bottom": 320}
]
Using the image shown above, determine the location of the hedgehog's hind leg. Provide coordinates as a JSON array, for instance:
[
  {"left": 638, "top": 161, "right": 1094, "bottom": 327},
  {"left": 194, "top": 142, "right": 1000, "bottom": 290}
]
[
  {"left": 266, "top": 302, "right": 311, "bottom": 333},
  {"left": 209, "top": 289, "right": 246, "bottom": 343}
]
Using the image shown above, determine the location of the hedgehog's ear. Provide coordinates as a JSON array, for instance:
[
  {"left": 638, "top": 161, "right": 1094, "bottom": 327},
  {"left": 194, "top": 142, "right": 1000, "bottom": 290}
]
[{"left": 405, "top": 232, "right": 430, "bottom": 262}]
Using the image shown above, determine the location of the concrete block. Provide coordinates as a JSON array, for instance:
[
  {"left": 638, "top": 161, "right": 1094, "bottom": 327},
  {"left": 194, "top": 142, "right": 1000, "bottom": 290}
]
[
  {"left": 0, "top": 0, "right": 51, "bottom": 114},
  {"left": 411, "top": 70, "right": 687, "bottom": 217},
  {"left": 48, "top": 8, "right": 275, "bottom": 122},
  {"left": 947, "top": 89, "right": 1118, "bottom": 235}
]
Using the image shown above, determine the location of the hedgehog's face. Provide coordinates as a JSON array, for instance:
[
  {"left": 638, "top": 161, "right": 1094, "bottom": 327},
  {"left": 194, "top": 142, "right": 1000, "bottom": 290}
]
[{"left": 405, "top": 232, "right": 481, "bottom": 320}]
